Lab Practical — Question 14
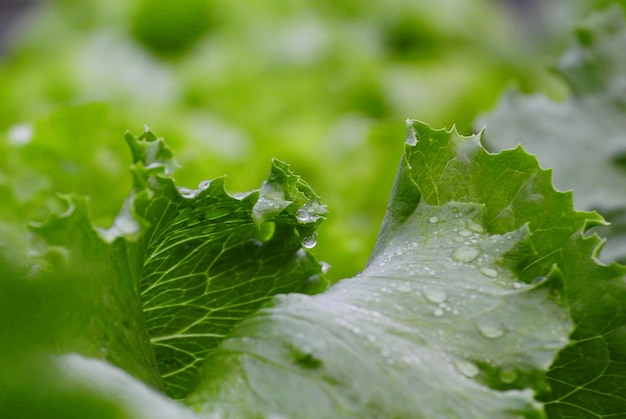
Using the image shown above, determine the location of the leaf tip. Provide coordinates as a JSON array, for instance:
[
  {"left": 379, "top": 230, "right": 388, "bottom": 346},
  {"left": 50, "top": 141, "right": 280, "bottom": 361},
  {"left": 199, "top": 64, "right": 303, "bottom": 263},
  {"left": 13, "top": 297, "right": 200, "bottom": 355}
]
[
  {"left": 125, "top": 128, "right": 179, "bottom": 175},
  {"left": 405, "top": 119, "right": 418, "bottom": 146}
]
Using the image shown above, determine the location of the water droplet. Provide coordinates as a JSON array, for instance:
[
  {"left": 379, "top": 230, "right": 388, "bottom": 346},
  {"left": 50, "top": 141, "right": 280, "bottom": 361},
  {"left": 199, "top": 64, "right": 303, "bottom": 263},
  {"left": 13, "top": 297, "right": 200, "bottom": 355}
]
[
  {"left": 480, "top": 267, "right": 498, "bottom": 278},
  {"left": 405, "top": 122, "right": 418, "bottom": 146},
  {"left": 394, "top": 283, "right": 412, "bottom": 293},
  {"left": 433, "top": 308, "right": 444, "bottom": 317},
  {"left": 458, "top": 230, "right": 473, "bottom": 237},
  {"left": 307, "top": 274, "right": 322, "bottom": 285},
  {"left": 295, "top": 200, "right": 327, "bottom": 224},
  {"left": 178, "top": 187, "right": 197, "bottom": 198},
  {"left": 320, "top": 261, "right": 331, "bottom": 274},
  {"left": 499, "top": 368, "right": 518, "bottom": 384},
  {"left": 198, "top": 180, "right": 212, "bottom": 190},
  {"left": 467, "top": 221, "right": 484, "bottom": 233},
  {"left": 454, "top": 359, "right": 479, "bottom": 378},
  {"left": 476, "top": 320, "right": 505, "bottom": 339},
  {"left": 429, "top": 216, "right": 439, "bottom": 223},
  {"left": 452, "top": 246, "right": 480, "bottom": 262},
  {"left": 513, "top": 282, "right": 524, "bottom": 289},
  {"left": 302, "top": 233, "right": 317, "bottom": 249},
  {"left": 424, "top": 289, "right": 447, "bottom": 303},
  {"left": 295, "top": 248, "right": 307, "bottom": 258},
  {"left": 296, "top": 208, "right": 312, "bottom": 223}
]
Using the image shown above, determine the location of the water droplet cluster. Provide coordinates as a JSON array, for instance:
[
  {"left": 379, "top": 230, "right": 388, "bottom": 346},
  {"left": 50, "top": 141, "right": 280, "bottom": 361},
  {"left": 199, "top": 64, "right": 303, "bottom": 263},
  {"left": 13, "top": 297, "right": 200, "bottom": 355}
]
[
  {"left": 346, "top": 202, "right": 573, "bottom": 389},
  {"left": 296, "top": 199, "right": 328, "bottom": 224}
]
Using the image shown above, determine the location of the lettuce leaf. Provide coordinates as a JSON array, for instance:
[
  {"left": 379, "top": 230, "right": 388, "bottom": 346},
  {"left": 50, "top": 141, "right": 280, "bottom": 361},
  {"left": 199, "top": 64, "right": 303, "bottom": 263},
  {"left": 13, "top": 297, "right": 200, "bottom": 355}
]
[
  {"left": 479, "top": 6, "right": 626, "bottom": 262},
  {"left": 10, "top": 118, "right": 625, "bottom": 418},
  {"left": 31, "top": 128, "right": 328, "bottom": 399},
  {"left": 3, "top": 3, "right": 626, "bottom": 419},
  {"left": 184, "top": 121, "right": 625, "bottom": 418}
]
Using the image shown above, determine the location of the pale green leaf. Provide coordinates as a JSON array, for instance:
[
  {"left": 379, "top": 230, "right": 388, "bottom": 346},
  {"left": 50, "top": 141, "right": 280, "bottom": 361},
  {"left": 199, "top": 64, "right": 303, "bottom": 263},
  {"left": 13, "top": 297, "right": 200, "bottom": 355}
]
[{"left": 479, "top": 6, "right": 626, "bottom": 262}]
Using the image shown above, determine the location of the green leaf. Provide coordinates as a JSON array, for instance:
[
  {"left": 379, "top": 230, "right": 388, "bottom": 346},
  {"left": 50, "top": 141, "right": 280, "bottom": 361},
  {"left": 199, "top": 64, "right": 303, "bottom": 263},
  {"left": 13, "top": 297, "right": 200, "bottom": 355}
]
[
  {"left": 476, "top": 12, "right": 626, "bottom": 413},
  {"left": 54, "top": 354, "right": 196, "bottom": 419},
  {"left": 33, "top": 127, "right": 329, "bottom": 400},
  {"left": 128, "top": 129, "right": 328, "bottom": 399},
  {"left": 188, "top": 206, "right": 562, "bottom": 418},
  {"left": 27, "top": 118, "right": 626, "bottom": 417},
  {"left": 185, "top": 122, "right": 615, "bottom": 417},
  {"left": 0, "top": 219, "right": 150, "bottom": 419},
  {"left": 30, "top": 193, "right": 163, "bottom": 390},
  {"left": 539, "top": 233, "right": 626, "bottom": 418},
  {"left": 479, "top": 6, "right": 626, "bottom": 262}
]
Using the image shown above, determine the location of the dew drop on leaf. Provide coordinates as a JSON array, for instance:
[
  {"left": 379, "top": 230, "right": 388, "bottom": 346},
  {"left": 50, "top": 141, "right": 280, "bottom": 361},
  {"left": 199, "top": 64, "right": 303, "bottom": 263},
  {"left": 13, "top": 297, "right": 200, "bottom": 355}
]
[
  {"left": 295, "top": 200, "right": 326, "bottom": 224},
  {"left": 307, "top": 274, "right": 322, "bottom": 286},
  {"left": 452, "top": 246, "right": 480, "bottom": 262},
  {"left": 453, "top": 359, "right": 479, "bottom": 378},
  {"left": 429, "top": 216, "right": 439, "bottom": 223},
  {"left": 296, "top": 209, "right": 311, "bottom": 223},
  {"left": 301, "top": 233, "right": 317, "bottom": 249},
  {"left": 479, "top": 267, "right": 498, "bottom": 278},
  {"left": 394, "top": 283, "right": 412, "bottom": 293},
  {"left": 424, "top": 289, "right": 447, "bottom": 303},
  {"left": 233, "top": 191, "right": 250, "bottom": 200},
  {"left": 476, "top": 320, "right": 505, "bottom": 339},
  {"left": 198, "top": 179, "right": 212, "bottom": 190},
  {"left": 405, "top": 122, "right": 418, "bottom": 146},
  {"left": 467, "top": 221, "right": 484, "bottom": 233},
  {"left": 320, "top": 261, "right": 331, "bottom": 274},
  {"left": 499, "top": 368, "right": 518, "bottom": 384},
  {"left": 177, "top": 187, "right": 197, "bottom": 198}
]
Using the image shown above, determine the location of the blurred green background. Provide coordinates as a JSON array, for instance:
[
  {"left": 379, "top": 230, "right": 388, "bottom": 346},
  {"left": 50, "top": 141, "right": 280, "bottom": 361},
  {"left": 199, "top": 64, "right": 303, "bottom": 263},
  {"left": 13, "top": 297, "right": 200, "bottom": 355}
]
[{"left": 0, "top": 0, "right": 621, "bottom": 280}]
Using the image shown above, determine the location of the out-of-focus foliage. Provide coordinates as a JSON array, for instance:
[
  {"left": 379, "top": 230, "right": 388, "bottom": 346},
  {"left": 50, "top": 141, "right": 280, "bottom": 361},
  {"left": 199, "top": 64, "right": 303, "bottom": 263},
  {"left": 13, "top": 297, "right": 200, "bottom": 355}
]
[{"left": 0, "top": 0, "right": 609, "bottom": 280}]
